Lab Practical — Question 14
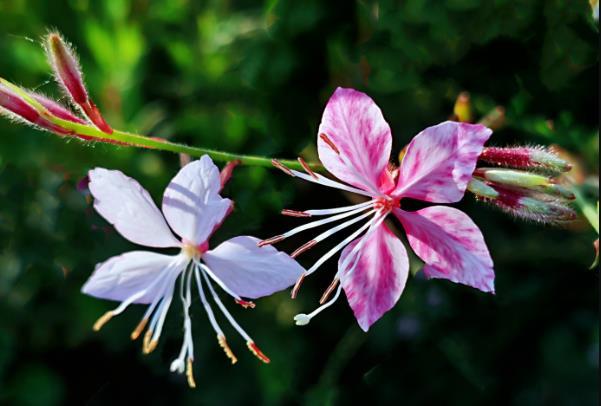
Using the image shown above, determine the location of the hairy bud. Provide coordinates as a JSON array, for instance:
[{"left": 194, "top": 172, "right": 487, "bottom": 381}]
[{"left": 479, "top": 146, "right": 571, "bottom": 173}]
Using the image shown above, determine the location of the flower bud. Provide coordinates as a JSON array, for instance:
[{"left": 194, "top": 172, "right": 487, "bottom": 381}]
[
  {"left": 45, "top": 32, "right": 113, "bottom": 134},
  {"left": 474, "top": 168, "right": 575, "bottom": 200},
  {"left": 479, "top": 146, "right": 571, "bottom": 173},
  {"left": 453, "top": 92, "right": 472, "bottom": 123}
]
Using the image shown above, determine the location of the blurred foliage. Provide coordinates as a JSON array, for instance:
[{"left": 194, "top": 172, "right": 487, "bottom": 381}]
[{"left": 0, "top": 0, "right": 598, "bottom": 405}]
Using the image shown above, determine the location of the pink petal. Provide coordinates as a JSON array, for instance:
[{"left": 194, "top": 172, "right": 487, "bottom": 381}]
[
  {"left": 394, "top": 206, "right": 495, "bottom": 293},
  {"left": 393, "top": 121, "right": 492, "bottom": 203},
  {"left": 162, "top": 155, "right": 233, "bottom": 245},
  {"left": 339, "top": 223, "right": 409, "bottom": 332},
  {"left": 318, "top": 87, "right": 392, "bottom": 193},
  {"left": 202, "top": 236, "right": 305, "bottom": 299},
  {"left": 88, "top": 168, "right": 180, "bottom": 248},
  {"left": 82, "top": 251, "right": 177, "bottom": 304}
]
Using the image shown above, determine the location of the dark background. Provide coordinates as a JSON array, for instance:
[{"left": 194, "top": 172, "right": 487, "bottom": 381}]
[{"left": 0, "top": 0, "right": 598, "bottom": 405}]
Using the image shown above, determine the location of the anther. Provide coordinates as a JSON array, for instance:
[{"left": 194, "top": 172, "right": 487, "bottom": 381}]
[
  {"left": 290, "top": 273, "right": 306, "bottom": 299},
  {"left": 291, "top": 240, "right": 317, "bottom": 258},
  {"left": 247, "top": 341, "right": 270, "bottom": 363},
  {"left": 293, "top": 314, "right": 311, "bottom": 326},
  {"left": 257, "top": 235, "right": 285, "bottom": 247},
  {"left": 235, "top": 299, "right": 256, "bottom": 309},
  {"left": 319, "top": 133, "right": 340, "bottom": 154},
  {"left": 319, "top": 278, "right": 340, "bottom": 305},
  {"left": 145, "top": 339, "right": 158, "bottom": 354},
  {"left": 130, "top": 318, "right": 148, "bottom": 340},
  {"left": 281, "top": 209, "right": 312, "bottom": 218},
  {"left": 93, "top": 311, "right": 114, "bottom": 331},
  {"left": 186, "top": 359, "right": 197, "bottom": 389},
  {"left": 271, "top": 159, "right": 294, "bottom": 176},
  {"left": 298, "top": 157, "right": 318, "bottom": 179},
  {"left": 218, "top": 335, "right": 238, "bottom": 364}
]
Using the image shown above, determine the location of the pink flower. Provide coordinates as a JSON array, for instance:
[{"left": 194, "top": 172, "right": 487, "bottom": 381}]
[
  {"left": 82, "top": 155, "right": 304, "bottom": 387},
  {"left": 264, "top": 88, "right": 494, "bottom": 332}
]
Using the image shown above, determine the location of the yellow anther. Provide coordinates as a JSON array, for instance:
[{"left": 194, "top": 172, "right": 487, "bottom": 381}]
[
  {"left": 186, "top": 359, "right": 197, "bottom": 389},
  {"left": 93, "top": 311, "right": 114, "bottom": 332},
  {"left": 218, "top": 335, "right": 238, "bottom": 365},
  {"left": 130, "top": 318, "right": 148, "bottom": 341}
]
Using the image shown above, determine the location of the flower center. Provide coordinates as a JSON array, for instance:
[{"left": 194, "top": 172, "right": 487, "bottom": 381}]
[
  {"left": 181, "top": 241, "right": 208, "bottom": 260},
  {"left": 373, "top": 196, "right": 399, "bottom": 213}
]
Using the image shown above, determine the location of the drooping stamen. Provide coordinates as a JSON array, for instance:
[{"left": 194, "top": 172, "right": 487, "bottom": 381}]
[
  {"left": 306, "top": 213, "right": 381, "bottom": 276},
  {"left": 196, "top": 261, "right": 243, "bottom": 302},
  {"left": 319, "top": 133, "right": 340, "bottom": 154},
  {"left": 282, "top": 209, "right": 312, "bottom": 218},
  {"left": 200, "top": 269, "right": 269, "bottom": 364},
  {"left": 186, "top": 359, "right": 197, "bottom": 389},
  {"left": 304, "top": 200, "right": 374, "bottom": 216},
  {"left": 272, "top": 159, "right": 294, "bottom": 176},
  {"left": 298, "top": 157, "right": 318, "bottom": 179},
  {"left": 319, "top": 277, "right": 340, "bottom": 304},
  {"left": 145, "top": 280, "right": 176, "bottom": 354},
  {"left": 257, "top": 235, "right": 285, "bottom": 247},
  {"left": 247, "top": 341, "right": 270, "bottom": 364},
  {"left": 290, "top": 273, "right": 306, "bottom": 299},
  {"left": 291, "top": 240, "right": 317, "bottom": 258},
  {"left": 294, "top": 284, "right": 343, "bottom": 326},
  {"left": 218, "top": 335, "right": 238, "bottom": 364},
  {"left": 289, "top": 169, "right": 373, "bottom": 197},
  {"left": 235, "top": 299, "right": 256, "bottom": 309}
]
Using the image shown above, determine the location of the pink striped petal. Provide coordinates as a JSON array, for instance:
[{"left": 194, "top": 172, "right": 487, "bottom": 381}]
[
  {"left": 393, "top": 121, "right": 492, "bottom": 203},
  {"left": 162, "top": 155, "right": 232, "bottom": 245},
  {"left": 203, "top": 236, "right": 305, "bottom": 299},
  {"left": 394, "top": 206, "right": 495, "bottom": 293},
  {"left": 339, "top": 223, "right": 409, "bottom": 332},
  {"left": 82, "top": 251, "right": 179, "bottom": 304},
  {"left": 88, "top": 168, "right": 180, "bottom": 248},
  {"left": 318, "top": 87, "right": 392, "bottom": 193}
]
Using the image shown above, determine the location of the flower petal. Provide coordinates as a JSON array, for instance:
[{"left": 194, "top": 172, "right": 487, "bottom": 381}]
[
  {"left": 88, "top": 168, "right": 180, "bottom": 248},
  {"left": 394, "top": 206, "right": 495, "bottom": 293},
  {"left": 339, "top": 223, "right": 409, "bottom": 332},
  {"left": 162, "top": 155, "right": 233, "bottom": 245},
  {"left": 393, "top": 121, "right": 492, "bottom": 203},
  {"left": 202, "top": 236, "right": 305, "bottom": 299},
  {"left": 82, "top": 251, "right": 180, "bottom": 304},
  {"left": 318, "top": 87, "right": 392, "bottom": 193}
]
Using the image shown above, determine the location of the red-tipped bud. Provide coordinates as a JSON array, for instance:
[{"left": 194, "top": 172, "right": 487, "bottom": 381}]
[
  {"left": 45, "top": 32, "right": 112, "bottom": 134},
  {"left": 220, "top": 160, "right": 240, "bottom": 191},
  {"left": 479, "top": 146, "right": 571, "bottom": 173}
]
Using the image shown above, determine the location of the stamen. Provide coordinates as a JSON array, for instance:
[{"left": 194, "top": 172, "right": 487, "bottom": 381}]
[
  {"left": 144, "top": 337, "right": 158, "bottom": 354},
  {"left": 294, "top": 285, "right": 343, "bottom": 326},
  {"left": 130, "top": 318, "right": 148, "bottom": 340},
  {"left": 319, "top": 133, "right": 340, "bottom": 154},
  {"left": 93, "top": 311, "right": 113, "bottom": 331},
  {"left": 289, "top": 169, "right": 373, "bottom": 197},
  {"left": 271, "top": 159, "right": 294, "bottom": 176},
  {"left": 282, "top": 209, "right": 311, "bottom": 218},
  {"left": 194, "top": 265, "right": 225, "bottom": 338},
  {"left": 298, "top": 157, "right": 318, "bottom": 179},
  {"left": 291, "top": 240, "right": 317, "bottom": 258},
  {"left": 218, "top": 335, "right": 238, "bottom": 364},
  {"left": 258, "top": 235, "right": 285, "bottom": 247},
  {"left": 196, "top": 261, "right": 242, "bottom": 302},
  {"left": 247, "top": 341, "right": 270, "bottom": 363},
  {"left": 304, "top": 200, "right": 374, "bottom": 216},
  {"left": 143, "top": 329, "right": 153, "bottom": 353},
  {"left": 235, "top": 299, "right": 256, "bottom": 309},
  {"left": 319, "top": 277, "right": 340, "bottom": 304},
  {"left": 290, "top": 273, "right": 306, "bottom": 299},
  {"left": 186, "top": 359, "right": 196, "bottom": 389}
]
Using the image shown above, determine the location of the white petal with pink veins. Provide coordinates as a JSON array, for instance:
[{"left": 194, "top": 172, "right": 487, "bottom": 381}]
[
  {"left": 88, "top": 168, "right": 180, "bottom": 248},
  {"left": 394, "top": 206, "right": 495, "bottom": 293},
  {"left": 318, "top": 87, "right": 392, "bottom": 194},
  {"left": 162, "top": 155, "right": 232, "bottom": 245},
  {"left": 203, "top": 236, "right": 305, "bottom": 299},
  {"left": 393, "top": 121, "right": 492, "bottom": 203},
  {"left": 339, "top": 223, "right": 409, "bottom": 332},
  {"left": 82, "top": 251, "right": 182, "bottom": 304}
]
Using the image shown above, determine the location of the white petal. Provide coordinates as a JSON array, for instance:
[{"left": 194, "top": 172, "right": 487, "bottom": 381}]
[
  {"left": 82, "top": 251, "right": 179, "bottom": 304},
  {"left": 202, "top": 236, "right": 305, "bottom": 299},
  {"left": 88, "top": 168, "right": 180, "bottom": 248},
  {"left": 162, "top": 155, "right": 232, "bottom": 245}
]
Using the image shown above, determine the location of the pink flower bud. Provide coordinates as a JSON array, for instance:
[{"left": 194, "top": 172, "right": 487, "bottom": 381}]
[
  {"left": 45, "top": 32, "right": 113, "bottom": 134},
  {"left": 479, "top": 146, "right": 572, "bottom": 173}
]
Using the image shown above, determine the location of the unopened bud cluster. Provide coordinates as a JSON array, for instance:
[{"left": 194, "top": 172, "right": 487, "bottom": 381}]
[
  {"left": 0, "top": 32, "right": 112, "bottom": 140},
  {"left": 469, "top": 146, "right": 576, "bottom": 224}
]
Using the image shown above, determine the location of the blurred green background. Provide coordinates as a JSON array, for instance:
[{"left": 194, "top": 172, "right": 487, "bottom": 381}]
[{"left": 0, "top": 0, "right": 598, "bottom": 405}]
